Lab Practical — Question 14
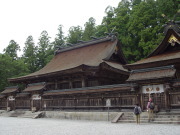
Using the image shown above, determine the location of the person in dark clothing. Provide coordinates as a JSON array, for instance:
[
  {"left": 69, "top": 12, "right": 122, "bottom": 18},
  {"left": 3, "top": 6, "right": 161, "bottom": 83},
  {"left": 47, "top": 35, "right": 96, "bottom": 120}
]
[{"left": 134, "top": 103, "right": 142, "bottom": 124}]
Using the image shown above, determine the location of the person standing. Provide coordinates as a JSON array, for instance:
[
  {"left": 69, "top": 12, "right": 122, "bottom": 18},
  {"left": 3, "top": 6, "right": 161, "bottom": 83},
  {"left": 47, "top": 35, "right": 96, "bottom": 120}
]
[
  {"left": 134, "top": 103, "right": 142, "bottom": 124},
  {"left": 147, "top": 98, "right": 154, "bottom": 122}
]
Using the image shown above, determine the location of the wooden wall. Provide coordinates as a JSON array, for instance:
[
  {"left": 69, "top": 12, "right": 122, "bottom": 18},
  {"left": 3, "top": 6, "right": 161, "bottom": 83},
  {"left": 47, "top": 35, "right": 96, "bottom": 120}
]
[
  {"left": 0, "top": 99, "right": 6, "bottom": 109},
  {"left": 42, "top": 92, "right": 137, "bottom": 110},
  {"left": 15, "top": 98, "right": 31, "bottom": 109}
]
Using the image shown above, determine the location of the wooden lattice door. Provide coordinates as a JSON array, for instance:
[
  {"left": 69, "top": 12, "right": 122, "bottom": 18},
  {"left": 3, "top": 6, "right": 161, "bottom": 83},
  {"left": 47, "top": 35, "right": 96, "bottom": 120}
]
[{"left": 143, "top": 93, "right": 165, "bottom": 110}]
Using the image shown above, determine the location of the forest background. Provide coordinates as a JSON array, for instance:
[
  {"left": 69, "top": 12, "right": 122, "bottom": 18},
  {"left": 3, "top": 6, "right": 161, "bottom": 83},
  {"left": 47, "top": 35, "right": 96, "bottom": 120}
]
[{"left": 0, "top": 0, "right": 179, "bottom": 91}]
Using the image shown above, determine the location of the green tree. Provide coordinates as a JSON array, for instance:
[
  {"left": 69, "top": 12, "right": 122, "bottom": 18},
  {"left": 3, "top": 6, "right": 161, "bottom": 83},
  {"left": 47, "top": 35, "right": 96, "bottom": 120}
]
[
  {"left": 66, "top": 26, "right": 83, "bottom": 44},
  {"left": 23, "top": 35, "right": 38, "bottom": 72},
  {"left": 52, "top": 25, "right": 65, "bottom": 49},
  {"left": 100, "top": 0, "right": 179, "bottom": 63},
  {"left": 126, "top": 0, "right": 160, "bottom": 61},
  {"left": 102, "top": 6, "right": 116, "bottom": 34},
  {"left": 112, "top": 0, "right": 131, "bottom": 60},
  {"left": 156, "top": 0, "right": 179, "bottom": 20},
  {"left": 126, "top": 0, "right": 179, "bottom": 62},
  {"left": 3, "top": 40, "right": 20, "bottom": 60},
  {"left": 37, "top": 30, "right": 53, "bottom": 69},
  {"left": 0, "top": 54, "right": 29, "bottom": 91},
  {"left": 82, "top": 17, "right": 97, "bottom": 41}
]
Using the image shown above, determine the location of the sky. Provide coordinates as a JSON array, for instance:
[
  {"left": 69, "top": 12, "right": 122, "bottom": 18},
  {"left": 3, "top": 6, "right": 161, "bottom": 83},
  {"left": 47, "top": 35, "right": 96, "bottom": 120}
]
[{"left": 0, "top": 0, "right": 120, "bottom": 55}]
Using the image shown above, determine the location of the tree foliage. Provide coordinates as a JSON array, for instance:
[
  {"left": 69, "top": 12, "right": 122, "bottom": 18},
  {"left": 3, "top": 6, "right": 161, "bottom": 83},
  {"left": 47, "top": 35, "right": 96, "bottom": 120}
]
[
  {"left": 23, "top": 35, "right": 37, "bottom": 72},
  {"left": 3, "top": 40, "right": 20, "bottom": 60},
  {"left": 36, "top": 30, "right": 53, "bottom": 70},
  {"left": 82, "top": 17, "right": 97, "bottom": 41},
  {"left": 99, "top": 0, "right": 179, "bottom": 62},
  {"left": 0, "top": 54, "right": 29, "bottom": 91},
  {"left": 52, "top": 25, "right": 65, "bottom": 48},
  {"left": 66, "top": 26, "right": 83, "bottom": 44}
]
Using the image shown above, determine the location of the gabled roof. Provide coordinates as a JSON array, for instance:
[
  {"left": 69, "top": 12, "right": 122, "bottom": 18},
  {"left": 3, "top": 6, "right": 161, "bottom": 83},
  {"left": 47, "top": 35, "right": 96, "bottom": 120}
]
[
  {"left": 148, "top": 29, "right": 180, "bottom": 57},
  {"left": 127, "top": 65, "right": 176, "bottom": 82},
  {"left": 1, "top": 86, "right": 19, "bottom": 94},
  {"left": 125, "top": 29, "right": 180, "bottom": 70},
  {"left": 9, "top": 35, "right": 128, "bottom": 83},
  {"left": 23, "top": 82, "right": 46, "bottom": 92}
]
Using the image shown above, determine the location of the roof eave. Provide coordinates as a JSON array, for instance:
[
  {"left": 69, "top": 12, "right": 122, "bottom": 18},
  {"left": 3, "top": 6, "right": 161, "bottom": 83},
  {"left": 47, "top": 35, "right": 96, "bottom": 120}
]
[{"left": 148, "top": 29, "right": 180, "bottom": 57}]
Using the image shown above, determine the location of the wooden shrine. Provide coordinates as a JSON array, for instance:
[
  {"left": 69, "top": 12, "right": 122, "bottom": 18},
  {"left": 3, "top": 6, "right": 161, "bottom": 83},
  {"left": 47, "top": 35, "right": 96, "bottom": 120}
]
[{"left": 0, "top": 21, "right": 179, "bottom": 112}]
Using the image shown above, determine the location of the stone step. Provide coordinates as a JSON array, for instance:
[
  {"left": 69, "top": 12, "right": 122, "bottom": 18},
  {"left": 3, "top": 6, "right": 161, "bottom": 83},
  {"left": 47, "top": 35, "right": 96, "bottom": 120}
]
[
  {"left": 117, "top": 111, "right": 180, "bottom": 124},
  {"left": 118, "top": 120, "right": 180, "bottom": 124},
  {"left": 124, "top": 114, "right": 180, "bottom": 117},
  {"left": 118, "top": 120, "right": 147, "bottom": 123},
  {"left": 121, "top": 117, "right": 180, "bottom": 121},
  {"left": 18, "top": 115, "right": 33, "bottom": 118},
  {"left": 153, "top": 121, "right": 180, "bottom": 124},
  {"left": 154, "top": 115, "right": 180, "bottom": 118},
  {"left": 8, "top": 111, "right": 44, "bottom": 119}
]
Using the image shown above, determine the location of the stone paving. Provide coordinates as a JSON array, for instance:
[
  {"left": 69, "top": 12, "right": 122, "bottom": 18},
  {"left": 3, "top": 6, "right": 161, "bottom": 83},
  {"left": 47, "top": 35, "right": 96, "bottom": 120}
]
[{"left": 0, "top": 117, "right": 179, "bottom": 135}]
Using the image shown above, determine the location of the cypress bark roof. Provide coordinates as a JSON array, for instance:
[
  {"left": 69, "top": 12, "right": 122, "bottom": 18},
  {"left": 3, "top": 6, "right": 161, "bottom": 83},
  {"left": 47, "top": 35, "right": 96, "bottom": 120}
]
[
  {"left": 127, "top": 65, "right": 176, "bottom": 82},
  {"left": 1, "top": 86, "right": 19, "bottom": 94},
  {"left": 23, "top": 82, "right": 46, "bottom": 92},
  {"left": 9, "top": 36, "right": 128, "bottom": 83}
]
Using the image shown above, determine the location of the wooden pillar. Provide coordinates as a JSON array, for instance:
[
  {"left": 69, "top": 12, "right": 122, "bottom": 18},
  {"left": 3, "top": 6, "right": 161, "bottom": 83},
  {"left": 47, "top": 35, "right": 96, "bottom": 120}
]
[
  {"left": 58, "top": 98, "right": 60, "bottom": 106},
  {"left": 14, "top": 99, "right": 16, "bottom": 110},
  {"left": 6, "top": 97, "right": 9, "bottom": 110},
  {"left": 164, "top": 89, "right": 170, "bottom": 111},
  {"left": 82, "top": 77, "right": 85, "bottom": 87},
  {"left": 55, "top": 80, "right": 58, "bottom": 89},
  {"left": 164, "top": 83, "right": 171, "bottom": 111},
  {"left": 140, "top": 93, "right": 143, "bottom": 110},
  {"left": 40, "top": 96, "right": 42, "bottom": 111},
  {"left": 69, "top": 78, "right": 72, "bottom": 88},
  {"left": 31, "top": 98, "right": 33, "bottom": 111},
  {"left": 69, "top": 81, "right": 72, "bottom": 88}
]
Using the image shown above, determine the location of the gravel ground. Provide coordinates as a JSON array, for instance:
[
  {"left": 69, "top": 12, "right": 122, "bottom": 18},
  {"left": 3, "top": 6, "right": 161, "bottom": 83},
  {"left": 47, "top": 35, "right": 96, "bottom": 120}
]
[{"left": 0, "top": 117, "right": 179, "bottom": 135}]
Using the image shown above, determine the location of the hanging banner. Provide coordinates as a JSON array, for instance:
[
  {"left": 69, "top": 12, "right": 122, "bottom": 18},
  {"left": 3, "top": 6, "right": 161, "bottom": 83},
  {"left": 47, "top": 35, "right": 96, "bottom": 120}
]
[
  {"left": 142, "top": 84, "right": 164, "bottom": 93},
  {"left": 32, "top": 94, "right": 41, "bottom": 100}
]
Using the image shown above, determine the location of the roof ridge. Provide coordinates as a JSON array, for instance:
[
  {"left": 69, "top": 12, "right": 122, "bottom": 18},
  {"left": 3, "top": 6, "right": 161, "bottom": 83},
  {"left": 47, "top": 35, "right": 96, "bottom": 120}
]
[
  {"left": 131, "top": 65, "right": 175, "bottom": 73},
  {"left": 55, "top": 35, "right": 117, "bottom": 55}
]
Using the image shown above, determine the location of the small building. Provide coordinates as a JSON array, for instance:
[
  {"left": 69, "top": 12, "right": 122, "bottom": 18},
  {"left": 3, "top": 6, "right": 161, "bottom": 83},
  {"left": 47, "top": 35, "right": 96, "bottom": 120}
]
[
  {"left": 0, "top": 86, "right": 19, "bottom": 111},
  {"left": 125, "top": 28, "right": 180, "bottom": 111}
]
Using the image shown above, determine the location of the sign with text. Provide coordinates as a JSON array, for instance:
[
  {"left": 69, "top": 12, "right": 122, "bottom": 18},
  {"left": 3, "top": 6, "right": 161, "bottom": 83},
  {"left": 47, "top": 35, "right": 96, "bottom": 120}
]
[{"left": 142, "top": 84, "right": 164, "bottom": 93}]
